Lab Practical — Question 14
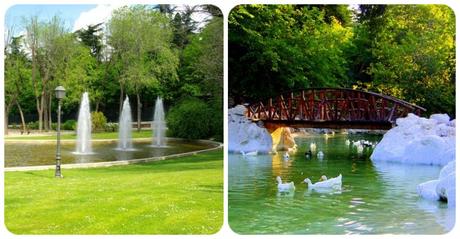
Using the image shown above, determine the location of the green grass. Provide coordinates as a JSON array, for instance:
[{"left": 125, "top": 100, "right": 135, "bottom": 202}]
[
  {"left": 5, "top": 130, "right": 153, "bottom": 140},
  {"left": 5, "top": 150, "right": 223, "bottom": 234}
]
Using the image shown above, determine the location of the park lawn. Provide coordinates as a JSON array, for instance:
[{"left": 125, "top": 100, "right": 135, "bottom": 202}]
[
  {"left": 5, "top": 149, "right": 223, "bottom": 235},
  {"left": 5, "top": 130, "right": 153, "bottom": 140}
]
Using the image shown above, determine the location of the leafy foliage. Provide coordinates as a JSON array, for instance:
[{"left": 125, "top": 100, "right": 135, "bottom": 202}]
[
  {"left": 167, "top": 98, "right": 214, "bottom": 140},
  {"left": 6, "top": 5, "right": 222, "bottom": 138},
  {"left": 90, "top": 111, "right": 107, "bottom": 131},
  {"left": 229, "top": 4, "right": 455, "bottom": 117},
  {"left": 229, "top": 5, "right": 354, "bottom": 102}
]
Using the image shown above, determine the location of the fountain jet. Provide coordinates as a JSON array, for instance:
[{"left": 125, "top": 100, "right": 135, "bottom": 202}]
[
  {"left": 152, "top": 97, "right": 167, "bottom": 147},
  {"left": 118, "top": 96, "right": 134, "bottom": 150},
  {"left": 75, "top": 92, "right": 93, "bottom": 154}
]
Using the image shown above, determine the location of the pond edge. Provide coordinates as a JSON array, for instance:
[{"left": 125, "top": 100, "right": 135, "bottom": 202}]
[{"left": 4, "top": 139, "right": 223, "bottom": 172}]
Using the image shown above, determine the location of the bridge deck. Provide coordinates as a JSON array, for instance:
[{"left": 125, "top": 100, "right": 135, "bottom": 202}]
[{"left": 247, "top": 88, "right": 425, "bottom": 129}]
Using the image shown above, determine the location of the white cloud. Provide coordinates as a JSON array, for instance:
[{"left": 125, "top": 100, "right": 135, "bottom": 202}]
[
  {"left": 72, "top": 4, "right": 125, "bottom": 32},
  {"left": 173, "top": 5, "right": 213, "bottom": 32}
]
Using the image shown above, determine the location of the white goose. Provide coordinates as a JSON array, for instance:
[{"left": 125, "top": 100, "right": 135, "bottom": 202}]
[
  {"left": 317, "top": 151, "right": 324, "bottom": 159},
  {"left": 276, "top": 176, "right": 295, "bottom": 191},
  {"left": 303, "top": 174, "right": 342, "bottom": 190},
  {"left": 240, "top": 150, "right": 258, "bottom": 157}
]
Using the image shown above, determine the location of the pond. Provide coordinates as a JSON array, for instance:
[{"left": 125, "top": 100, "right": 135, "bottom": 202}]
[
  {"left": 228, "top": 133, "right": 454, "bottom": 234},
  {"left": 5, "top": 138, "right": 214, "bottom": 167}
]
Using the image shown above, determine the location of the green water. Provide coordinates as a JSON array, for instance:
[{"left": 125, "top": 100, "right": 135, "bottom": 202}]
[{"left": 228, "top": 134, "right": 454, "bottom": 234}]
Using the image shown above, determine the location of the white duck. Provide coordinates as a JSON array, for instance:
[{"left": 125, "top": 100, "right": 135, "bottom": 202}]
[
  {"left": 317, "top": 151, "right": 324, "bottom": 159},
  {"left": 310, "top": 142, "right": 317, "bottom": 152},
  {"left": 356, "top": 144, "right": 364, "bottom": 155},
  {"left": 276, "top": 176, "right": 295, "bottom": 191},
  {"left": 303, "top": 174, "right": 342, "bottom": 190},
  {"left": 240, "top": 150, "right": 258, "bottom": 157}
]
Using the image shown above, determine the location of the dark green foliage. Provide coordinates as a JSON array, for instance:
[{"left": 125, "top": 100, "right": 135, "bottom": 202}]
[
  {"left": 6, "top": 5, "right": 223, "bottom": 134},
  {"left": 75, "top": 23, "right": 104, "bottom": 60},
  {"left": 27, "top": 121, "right": 39, "bottom": 130},
  {"left": 229, "top": 4, "right": 455, "bottom": 117},
  {"left": 62, "top": 120, "right": 77, "bottom": 131},
  {"left": 167, "top": 98, "right": 215, "bottom": 140},
  {"left": 104, "top": 122, "right": 118, "bottom": 132},
  {"left": 91, "top": 111, "right": 107, "bottom": 131},
  {"left": 229, "top": 5, "right": 353, "bottom": 102}
]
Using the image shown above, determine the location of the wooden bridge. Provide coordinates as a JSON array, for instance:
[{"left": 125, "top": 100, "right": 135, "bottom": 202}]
[{"left": 246, "top": 88, "right": 426, "bottom": 130}]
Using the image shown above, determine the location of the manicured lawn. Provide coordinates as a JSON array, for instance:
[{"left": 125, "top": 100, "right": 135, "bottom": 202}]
[
  {"left": 5, "top": 150, "right": 223, "bottom": 234},
  {"left": 5, "top": 130, "right": 153, "bottom": 140}
]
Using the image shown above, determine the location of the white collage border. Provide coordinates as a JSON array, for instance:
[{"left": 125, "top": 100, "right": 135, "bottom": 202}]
[{"left": 0, "top": 0, "right": 459, "bottom": 238}]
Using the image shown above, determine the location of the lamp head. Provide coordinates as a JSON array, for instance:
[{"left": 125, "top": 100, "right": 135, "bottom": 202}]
[{"left": 55, "top": 86, "right": 66, "bottom": 100}]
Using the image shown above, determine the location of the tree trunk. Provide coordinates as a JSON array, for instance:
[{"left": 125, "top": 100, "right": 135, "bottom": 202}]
[
  {"left": 4, "top": 99, "right": 14, "bottom": 135},
  {"left": 16, "top": 100, "right": 27, "bottom": 133},
  {"left": 39, "top": 91, "right": 45, "bottom": 131},
  {"left": 136, "top": 93, "right": 141, "bottom": 132},
  {"left": 43, "top": 92, "right": 49, "bottom": 131},
  {"left": 31, "top": 42, "right": 43, "bottom": 132},
  {"left": 95, "top": 101, "right": 100, "bottom": 112},
  {"left": 48, "top": 93, "right": 52, "bottom": 130},
  {"left": 119, "top": 84, "right": 124, "bottom": 116}
]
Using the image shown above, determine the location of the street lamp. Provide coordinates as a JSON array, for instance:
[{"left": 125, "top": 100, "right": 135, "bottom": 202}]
[{"left": 55, "top": 86, "right": 66, "bottom": 178}]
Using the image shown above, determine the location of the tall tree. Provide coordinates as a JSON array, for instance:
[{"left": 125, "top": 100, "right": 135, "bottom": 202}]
[
  {"left": 75, "top": 23, "right": 104, "bottom": 60},
  {"left": 108, "top": 5, "right": 179, "bottom": 130},
  {"left": 5, "top": 35, "right": 31, "bottom": 134},
  {"left": 369, "top": 5, "right": 455, "bottom": 116},
  {"left": 228, "top": 5, "right": 354, "bottom": 102}
]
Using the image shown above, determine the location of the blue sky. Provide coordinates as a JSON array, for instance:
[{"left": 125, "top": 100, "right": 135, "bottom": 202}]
[
  {"left": 5, "top": 4, "right": 212, "bottom": 37},
  {"left": 5, "top": 5, "right": 97, "bottom": 35}
]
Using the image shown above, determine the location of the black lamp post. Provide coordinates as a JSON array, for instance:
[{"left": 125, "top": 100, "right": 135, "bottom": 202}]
[{"left": 55, "top": 86, "right": 66, "bottom": 178}]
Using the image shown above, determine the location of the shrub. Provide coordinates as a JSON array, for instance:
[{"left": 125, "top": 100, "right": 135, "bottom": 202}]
[
  {"left": 27, "top": 121, "right": 39, "bottom": 130},
  {"left": 62, "top": 120, "right": 77, "bottom": 130},
  {"left": 167, "top": 98, "right": 213, "bottom": 140},
  {"left": 50, "top": 123, "right": 57, "bottom": 130},
  {"left": 104, "top": 122, "right": 118, "bottom": 132},
  {"left": 91, "top": 111, "right": 107, "bottom": 132},
  {"left": 209, "top": 104, "right": 223, "bottom": 142}
]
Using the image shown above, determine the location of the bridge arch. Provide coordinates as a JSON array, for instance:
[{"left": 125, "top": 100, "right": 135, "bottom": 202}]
[{"left": 246, "top": 88, "right": 426, "bottom": 130}]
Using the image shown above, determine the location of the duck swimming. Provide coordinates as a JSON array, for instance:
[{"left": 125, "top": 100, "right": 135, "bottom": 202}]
[
  {"left": 317, "top": 151, "right": 324, "bottom": 159},
  {"left": 276, "top": 176, "right": 295, "bottom": 191},
  {"left": 303, "top": 174, "right": 342, "bottom": 190}
]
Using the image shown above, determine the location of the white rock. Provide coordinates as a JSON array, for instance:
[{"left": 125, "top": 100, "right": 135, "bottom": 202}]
[
  {"left": 417, "top": 179, "right": 441, "bottom": 201},
  {"left": 417, "top": 160, "right": 456, "bottom": 207},
  {"left": 371, "top": 113, "right": 455, "bottom": 166},
  {"left": 430, "top": 113, "right": 450, "bottom": 124},
  {"left": 403, "top": 135, "right": 448, "bottom": 165},
  {"left": 228, "top": 105, "right": 273, "bottom": 153}
]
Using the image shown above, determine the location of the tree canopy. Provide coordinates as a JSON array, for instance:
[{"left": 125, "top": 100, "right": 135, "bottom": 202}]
[
  {"left": 229, "top": 4, "right": 455, "bottom": 116},
  {"left": 5, "top": 4, "right": 223, "bottom": 140}
]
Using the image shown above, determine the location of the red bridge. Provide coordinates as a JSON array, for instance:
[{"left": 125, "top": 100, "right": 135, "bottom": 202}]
[{"left": 246, "top": 88, "right": 426, "bottom": 130}]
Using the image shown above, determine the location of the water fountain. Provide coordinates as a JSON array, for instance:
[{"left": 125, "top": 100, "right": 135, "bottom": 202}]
[
  {"left": 152, "top": 97, "right": 167, "bottom": 147},
  {"left": 75, "top": 92, "right": 93, "bottom": 154},
  {"left": 117, "top": 96, "right": 134, "bottom": 150}
]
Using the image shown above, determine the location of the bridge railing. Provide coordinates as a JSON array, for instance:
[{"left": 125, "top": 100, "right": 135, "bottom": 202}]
[{"left": 246, "top": 88, "right": 426, "bottom": 124}]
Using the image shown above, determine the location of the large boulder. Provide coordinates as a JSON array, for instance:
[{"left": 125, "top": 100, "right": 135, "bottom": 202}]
[
  {"left": 371, "top": 113, "right": 455, "bottom": 166},
  {"left": 228, "top": 105, "right": 272, "bottom": 153},
  {"left": 418, "top": 161, "right": 456, "bottom": 207}
]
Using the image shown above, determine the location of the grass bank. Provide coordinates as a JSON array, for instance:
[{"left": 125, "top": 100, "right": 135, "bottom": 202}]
[
  {"left": 5, "top": 130, "right": 152, "bottom": 140},
  {"left": 5, "top": 149, "right": 223, "bottom": 234}
]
